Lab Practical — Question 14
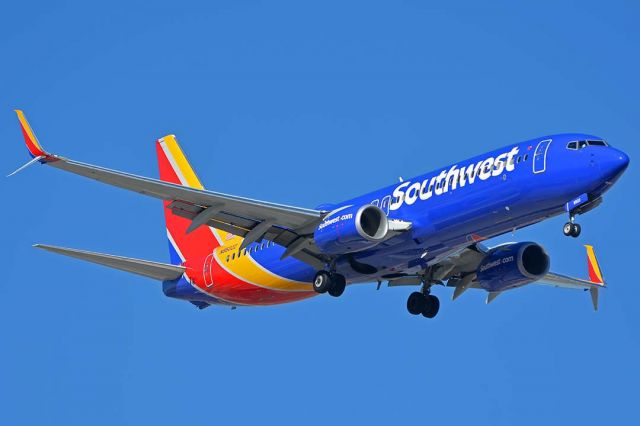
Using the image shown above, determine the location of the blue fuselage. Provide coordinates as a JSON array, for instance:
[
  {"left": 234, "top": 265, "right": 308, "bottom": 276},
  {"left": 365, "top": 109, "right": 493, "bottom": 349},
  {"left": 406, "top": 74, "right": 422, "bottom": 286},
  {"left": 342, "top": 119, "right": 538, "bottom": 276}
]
[{"left": 240, "top": 134, "right": 629, "bottom": 284}]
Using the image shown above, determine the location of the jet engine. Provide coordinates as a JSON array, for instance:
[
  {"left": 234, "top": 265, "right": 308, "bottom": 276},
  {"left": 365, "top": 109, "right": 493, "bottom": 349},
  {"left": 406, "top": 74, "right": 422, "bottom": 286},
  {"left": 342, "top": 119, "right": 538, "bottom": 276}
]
[
  {"left": 476, "top": 242, "right": 550, "bottom": 292},
  {"left": 314, "top": 205, "right": 389, "bottom": 255}
]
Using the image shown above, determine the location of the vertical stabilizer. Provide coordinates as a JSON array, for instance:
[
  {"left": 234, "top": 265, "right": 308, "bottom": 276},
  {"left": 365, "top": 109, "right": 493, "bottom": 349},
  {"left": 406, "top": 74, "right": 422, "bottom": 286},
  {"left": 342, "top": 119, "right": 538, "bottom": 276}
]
[{"left": 155, "top": 135, "right": 220, "bottom": 264}]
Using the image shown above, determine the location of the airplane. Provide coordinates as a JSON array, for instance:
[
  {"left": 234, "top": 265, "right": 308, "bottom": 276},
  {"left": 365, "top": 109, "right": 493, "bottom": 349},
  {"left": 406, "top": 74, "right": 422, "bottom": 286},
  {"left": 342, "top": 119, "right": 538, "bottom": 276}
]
[{"left": 10, "top": 110, "right": 629, "bottom": 318}]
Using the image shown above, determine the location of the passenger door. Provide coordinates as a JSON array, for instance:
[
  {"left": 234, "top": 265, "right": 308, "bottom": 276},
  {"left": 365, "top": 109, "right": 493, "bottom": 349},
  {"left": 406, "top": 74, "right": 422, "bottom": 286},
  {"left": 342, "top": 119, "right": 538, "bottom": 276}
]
[{"left": 533, "top": 139, "right": 552, "bottom": 174}]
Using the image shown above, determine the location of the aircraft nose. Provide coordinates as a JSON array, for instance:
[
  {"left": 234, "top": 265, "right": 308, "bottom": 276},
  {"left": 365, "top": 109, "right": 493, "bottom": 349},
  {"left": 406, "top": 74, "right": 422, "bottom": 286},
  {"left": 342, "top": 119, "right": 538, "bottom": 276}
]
[
  {"left": 619, "top": 150, "right": 630, "bottom": 170},
  {"left": 601, "top": 147, "right": 630, "bottom": 180}
]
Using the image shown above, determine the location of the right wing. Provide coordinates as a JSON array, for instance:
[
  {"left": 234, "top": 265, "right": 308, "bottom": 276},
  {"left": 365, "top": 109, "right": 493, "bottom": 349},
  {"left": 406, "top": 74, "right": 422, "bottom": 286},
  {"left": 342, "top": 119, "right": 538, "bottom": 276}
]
[
  {"left": 14, "top": 110, "right": 326, "bottom": 263},
  {"left": 536, "top": 245, "right": 606, "bottom": 310},
  {"left": 389, "top": 243, "right": 606, "bottom": 310}
]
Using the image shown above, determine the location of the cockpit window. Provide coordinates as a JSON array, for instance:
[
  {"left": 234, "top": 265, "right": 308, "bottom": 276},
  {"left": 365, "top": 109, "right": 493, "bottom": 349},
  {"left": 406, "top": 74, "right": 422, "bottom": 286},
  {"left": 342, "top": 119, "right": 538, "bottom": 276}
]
[{"left": 569, "top": 139, "right": 608, "bottom": 150}]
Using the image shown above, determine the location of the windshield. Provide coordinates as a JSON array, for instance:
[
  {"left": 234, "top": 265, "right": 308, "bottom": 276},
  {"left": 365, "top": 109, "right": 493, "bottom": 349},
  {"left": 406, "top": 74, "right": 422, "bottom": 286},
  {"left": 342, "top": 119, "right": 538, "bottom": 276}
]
[{"left": 567, "top": 139, "right": 608, "bottom": 150}]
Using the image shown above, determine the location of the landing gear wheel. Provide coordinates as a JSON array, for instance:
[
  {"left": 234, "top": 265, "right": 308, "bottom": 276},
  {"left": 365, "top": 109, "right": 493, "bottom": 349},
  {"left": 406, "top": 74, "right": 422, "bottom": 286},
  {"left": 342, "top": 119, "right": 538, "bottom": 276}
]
[
  {"left": 313, "top": 271, "right": 332, "bottom": 294},
  {"left": 407, "top": 292, "right": 426, "bottom": 315},
  {"left": 570, "top": 223, "right": 581, "bottom": 238},
  {"left": 421, "top": 295, "right": 440, "bottom": 318},
  {"left": 328, "top": 274, "right": 346, "bottom": 297},
  {"left": 563, "top": 222, "right": 573, "bottom": 237}
]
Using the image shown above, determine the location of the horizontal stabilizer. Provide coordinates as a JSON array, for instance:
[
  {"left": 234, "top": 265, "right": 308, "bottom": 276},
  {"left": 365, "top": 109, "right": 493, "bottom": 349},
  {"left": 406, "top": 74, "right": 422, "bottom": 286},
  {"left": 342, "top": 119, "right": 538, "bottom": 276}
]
[{"left": 34, "top": 244, "right": 185, "bottom": 281}]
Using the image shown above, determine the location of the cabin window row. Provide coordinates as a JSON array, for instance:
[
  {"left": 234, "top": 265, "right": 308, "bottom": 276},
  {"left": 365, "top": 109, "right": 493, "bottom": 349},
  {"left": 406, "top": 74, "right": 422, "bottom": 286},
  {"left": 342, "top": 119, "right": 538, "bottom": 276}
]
[{"left": 226, "top": 240, "right": 276, "bottom": 262}]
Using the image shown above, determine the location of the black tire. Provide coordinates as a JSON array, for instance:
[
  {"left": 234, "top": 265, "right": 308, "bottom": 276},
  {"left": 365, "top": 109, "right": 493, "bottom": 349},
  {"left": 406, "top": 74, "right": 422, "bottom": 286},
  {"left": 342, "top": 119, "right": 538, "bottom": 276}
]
[
  {"left": 328, "top": 274, "right": 346, "bottom": 297},
  {"left": 407, "top": 292, "right": 426, "bottom": 315},
  {"left": 563, "top": 222, "right": 573, "bottom": 236},
  {"left": 313, "top": 271, "right": 332, "bottom": 294},
  {"left": 571, "top": 223, "right": 581, "bottom": 238},
  {"left": 422, "top": 295, "right": 440, "bottom": 318}
]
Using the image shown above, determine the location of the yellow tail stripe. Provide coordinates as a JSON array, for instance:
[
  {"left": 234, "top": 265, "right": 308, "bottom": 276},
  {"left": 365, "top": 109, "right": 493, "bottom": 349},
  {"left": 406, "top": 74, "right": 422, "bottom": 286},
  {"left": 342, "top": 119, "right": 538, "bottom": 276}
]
[
  {"left": 161, "top": 135, "right": 203, "bottom": 189},
  {"left": 586, "top": 245, "right": 604, "bottom": 283}
]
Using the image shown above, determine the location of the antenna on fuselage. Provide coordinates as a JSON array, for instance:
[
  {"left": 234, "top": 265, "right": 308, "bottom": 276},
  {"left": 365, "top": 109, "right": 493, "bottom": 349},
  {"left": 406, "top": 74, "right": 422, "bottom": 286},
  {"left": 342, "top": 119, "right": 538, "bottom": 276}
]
[{"left": 398, "top": 176, "right": 404, "bottom": 182}]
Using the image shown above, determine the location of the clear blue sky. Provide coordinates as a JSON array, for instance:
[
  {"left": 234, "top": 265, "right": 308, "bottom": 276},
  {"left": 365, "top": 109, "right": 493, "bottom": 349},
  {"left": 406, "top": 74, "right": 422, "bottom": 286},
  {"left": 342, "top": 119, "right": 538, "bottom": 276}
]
[{"left": 1, "top": 1, "right": 639, "bottom": 424}]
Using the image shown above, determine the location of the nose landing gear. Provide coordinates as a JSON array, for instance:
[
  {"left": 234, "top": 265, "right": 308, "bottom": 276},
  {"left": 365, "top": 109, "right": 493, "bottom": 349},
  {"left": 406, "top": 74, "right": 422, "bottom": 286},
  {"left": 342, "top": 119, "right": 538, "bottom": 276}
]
[{"left": 563, "top": 215, "right": 581, "bottom": 238}]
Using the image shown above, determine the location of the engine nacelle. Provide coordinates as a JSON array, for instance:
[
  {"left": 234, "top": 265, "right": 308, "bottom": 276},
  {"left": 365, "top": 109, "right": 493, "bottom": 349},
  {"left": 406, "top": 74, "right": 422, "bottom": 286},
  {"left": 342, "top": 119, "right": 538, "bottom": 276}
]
[
  {"left": 476, "top": 242, "right": 550, "bottom": 292},
  {"left": 314, "top": 205, "right": 389, "bottom": 255}
]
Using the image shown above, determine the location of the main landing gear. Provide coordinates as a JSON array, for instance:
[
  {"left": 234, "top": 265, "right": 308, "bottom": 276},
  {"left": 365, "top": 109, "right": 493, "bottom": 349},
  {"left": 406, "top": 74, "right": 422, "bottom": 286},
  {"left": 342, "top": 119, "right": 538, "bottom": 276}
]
[
  {"left": 313, "top": 271, "right": 347, "bottom": 297},
  {"left": 563, "top": 215, "right": 581, "bottom": 238},
  {"left": 406, "top": 285, "right": 440, "bottom": 319}
]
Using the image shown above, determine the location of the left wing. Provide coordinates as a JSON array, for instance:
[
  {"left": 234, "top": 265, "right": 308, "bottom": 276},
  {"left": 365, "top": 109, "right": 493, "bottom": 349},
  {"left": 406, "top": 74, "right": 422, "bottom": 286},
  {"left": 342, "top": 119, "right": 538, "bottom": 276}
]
[{"left": 12, "top": 110, "right": 327, "bottom": 265}]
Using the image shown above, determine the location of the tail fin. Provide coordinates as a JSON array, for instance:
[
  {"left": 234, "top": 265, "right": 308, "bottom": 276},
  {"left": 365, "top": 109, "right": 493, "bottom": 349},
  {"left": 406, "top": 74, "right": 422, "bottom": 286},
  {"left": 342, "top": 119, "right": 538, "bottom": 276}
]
[
  {"left": 155, "top": 135, "right": 220, "bottom": 265},
  {"left": 585, "top": 244, "right": 605, "bottom": 311}
]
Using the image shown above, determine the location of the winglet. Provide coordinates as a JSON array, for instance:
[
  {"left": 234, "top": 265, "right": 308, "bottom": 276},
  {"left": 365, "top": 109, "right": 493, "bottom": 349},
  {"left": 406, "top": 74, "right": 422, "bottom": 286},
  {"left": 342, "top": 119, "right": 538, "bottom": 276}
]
[
  {"left": 585, "top": 245, "right": 605, "bottom": 311},
  {"left": 15, "top": 110, "right": 48, "bottom": 158},
  {"left": 585, "top": 245, "right": 605, "bottom": 286}
]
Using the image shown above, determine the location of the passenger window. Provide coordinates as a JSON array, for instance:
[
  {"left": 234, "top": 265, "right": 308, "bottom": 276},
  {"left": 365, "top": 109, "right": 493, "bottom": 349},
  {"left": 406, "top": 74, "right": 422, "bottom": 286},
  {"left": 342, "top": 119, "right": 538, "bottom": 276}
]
[
  {"left": 516, "top": 156, "right": 521, "bottom": 163},
  {"left": 524, "top": 154, "right": 528, "bottom": 161},
  {"left": 226, "top": 255, "right": 230, "bottom": 262},
  {"left": 567, "top": 141, "right": 578, "bottom": 150},
  {"left": 242, "top": 249, "right": 247, "bottom": 256},
  {"left": 232, "top": 253, "right": 236, "bottom": 260}
]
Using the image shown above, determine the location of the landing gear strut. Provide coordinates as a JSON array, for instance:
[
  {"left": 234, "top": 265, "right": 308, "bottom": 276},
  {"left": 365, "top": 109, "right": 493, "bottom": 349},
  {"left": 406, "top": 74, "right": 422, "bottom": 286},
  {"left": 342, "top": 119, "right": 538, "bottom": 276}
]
[
  {"left": 563, "top": 215, "right": 581, "bottom": 238},
  {"left": 313, "top": 270, "right": 347, "bottom": 297},
  {"left": 406, "top": 285, "right": 440, "bottom": 318}
]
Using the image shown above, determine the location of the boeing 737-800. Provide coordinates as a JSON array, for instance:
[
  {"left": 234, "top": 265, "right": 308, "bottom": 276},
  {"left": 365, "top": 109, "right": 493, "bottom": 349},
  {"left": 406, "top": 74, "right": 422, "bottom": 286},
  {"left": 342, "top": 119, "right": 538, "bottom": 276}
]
[{"left": 11, "top": 111, "right": 629, "bottom": 318}]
